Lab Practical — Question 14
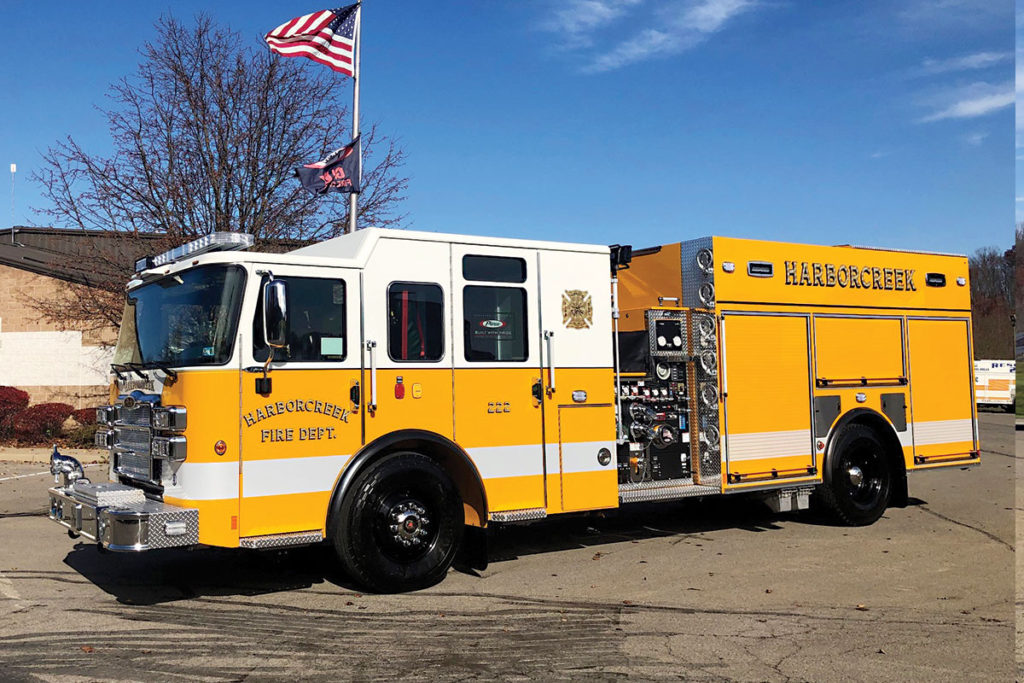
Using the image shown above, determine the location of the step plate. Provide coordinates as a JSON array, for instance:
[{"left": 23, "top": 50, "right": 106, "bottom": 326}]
[
  {"left": 239, "top": 531, "right": 324, "bottom": 549},
  {"left": 488, "top": 508, "right": 547, "bottom": 523},
  {"left": 619, "top": 480, "right": 721, "bottom": 503}
]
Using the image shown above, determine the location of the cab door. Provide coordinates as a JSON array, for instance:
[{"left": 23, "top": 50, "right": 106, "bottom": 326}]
[
  {"left": 536, "top": 250, "right": 617, "bottom": 513},
  {"left": 360, "top": 238, "right": 454, "bottom": 444},
  {"left": 451, "top": 244, "right": 546, "bottom": 513},
  {"left": 238, "top": 265, "right": 363, "bottom": 538}
]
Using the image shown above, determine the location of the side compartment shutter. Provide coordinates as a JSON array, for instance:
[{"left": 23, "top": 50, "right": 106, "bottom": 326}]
[
  {"left": 722, "top": 314, "right": 815, "bottom": 483},
  {"left": 906, "top": 318, "right": 976, "bottom": 461}
]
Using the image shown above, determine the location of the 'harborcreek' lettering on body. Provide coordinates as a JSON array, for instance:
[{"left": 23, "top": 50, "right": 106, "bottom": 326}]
[
  {"left": 784, "top": 261, "right": 916, "bottom": 291},
  {"left": 243, "top": 398, "right": 349, "bottom": 443}
]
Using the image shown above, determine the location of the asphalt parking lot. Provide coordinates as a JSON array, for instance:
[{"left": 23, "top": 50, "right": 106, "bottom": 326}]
[{"left": 0, "top": 412, "right": 1015, "bottom": 681}]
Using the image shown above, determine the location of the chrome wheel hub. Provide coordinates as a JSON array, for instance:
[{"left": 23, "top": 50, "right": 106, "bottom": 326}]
[
  {"left": 847, "top": 465, "right": 864, "bottom": 487},
  {"left": 389, "top": 501, "right": 430, "bottom": 547}
]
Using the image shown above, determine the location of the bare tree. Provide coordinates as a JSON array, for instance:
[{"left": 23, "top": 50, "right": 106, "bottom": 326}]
[
  {"left": 969, "top": 240, "right": 1015, "bottom": 359},
  {"left": 31, "top": 13, "right": 408, "bottom": 333},
  {"left": 1015, "top": 222, "right": 1023, "bottom": 359}
]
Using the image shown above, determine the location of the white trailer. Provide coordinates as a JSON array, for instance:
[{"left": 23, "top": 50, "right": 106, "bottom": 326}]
[{"left": 973, "top": 359, "right": 1016, "bottom": 409}]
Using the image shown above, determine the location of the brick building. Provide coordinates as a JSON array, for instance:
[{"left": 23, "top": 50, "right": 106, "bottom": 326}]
[
  {"left": 0, "top": 227, "right": 307, "bottom": 408},
  {"left": 0, "top": 227, "right": 161, "bottom": 408}
]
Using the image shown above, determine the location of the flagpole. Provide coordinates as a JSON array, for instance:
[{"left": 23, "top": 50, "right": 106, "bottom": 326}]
[{"left": 347, "top": 3, "right": 362, "bottom": 234}]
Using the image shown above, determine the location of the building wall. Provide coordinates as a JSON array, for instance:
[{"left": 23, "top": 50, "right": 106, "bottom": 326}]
[{"left": 0, "top": 264, "right": 113, "bottom": 408}]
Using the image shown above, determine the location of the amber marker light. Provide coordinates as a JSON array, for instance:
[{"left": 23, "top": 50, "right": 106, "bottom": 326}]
[{"left": 214, "top": 440, "right": 228, "bottom": 456}]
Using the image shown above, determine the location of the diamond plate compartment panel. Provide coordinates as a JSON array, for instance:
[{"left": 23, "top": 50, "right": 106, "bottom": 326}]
[
  {"left": 101, "top": 499, "right": 199, "bottom": 550},
  {"left": 71, "top": 481, "right": 146, "bottom": 507},
  {"left": 681, "top": 237, "right": 714, "bottom": 309},
  {"left": 143, "top": 506, "right": 200, "bottom": 550},
  {"left": 690, "top": 310, "right": 722, "bottom": 488},
  {"left": 646, "top": 309, "right": 688, "bottom": 361}
]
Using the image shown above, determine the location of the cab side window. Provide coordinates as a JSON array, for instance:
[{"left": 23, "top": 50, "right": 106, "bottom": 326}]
[
  {"left": 388, "top": 282, "right": 444, "bottom": 362},
  {"left": 462, "top": 255, "right": 527, "bottom": 283},
  {"left": 463, "top": 285, "right": 528, "bottom": 362},
  {"left": 253, "top": 277, "right": 347, "bottom": 362}
]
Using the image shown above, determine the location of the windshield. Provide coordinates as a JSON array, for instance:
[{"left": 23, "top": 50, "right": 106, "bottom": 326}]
[{"left": 113, "top": 265, "right": 246, "bottom": 368}]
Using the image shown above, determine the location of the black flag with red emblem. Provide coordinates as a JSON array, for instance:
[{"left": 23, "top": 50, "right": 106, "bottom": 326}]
[{"left": 296, "top": 136, "right": 361, "bottom": 194}]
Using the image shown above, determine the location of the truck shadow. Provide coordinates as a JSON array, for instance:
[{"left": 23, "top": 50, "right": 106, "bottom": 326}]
[
  {"left": 60, "top": 493, "right": 927, "bottom": 605},
  {"left": 485, "top": 493, "right": 925, "bottom": 563},
  {"left": 62, "top": 543, "right": 354, "bottom": 605}
]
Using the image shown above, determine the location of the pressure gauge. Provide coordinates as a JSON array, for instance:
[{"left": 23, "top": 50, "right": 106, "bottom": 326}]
[{"left": 655, "top": 362, "right": 671, "bottom": 380}]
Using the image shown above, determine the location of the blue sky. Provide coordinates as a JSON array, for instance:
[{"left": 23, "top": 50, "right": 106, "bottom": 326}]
[{"left": 0, "top": 1, "right": 1014, "bottom": 255}]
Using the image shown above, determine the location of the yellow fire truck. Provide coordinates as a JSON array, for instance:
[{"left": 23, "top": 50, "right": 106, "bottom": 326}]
[{"left": 47, "top": 229, "right": 979, "bottom": 591}]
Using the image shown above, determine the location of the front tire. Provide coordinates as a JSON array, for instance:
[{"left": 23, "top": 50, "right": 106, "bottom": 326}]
[
  {"left": 332, "top": 452, "right": 463, "bottom": 592},
  {"left": 818, "top": 424, "right": 892, "bottom": 526}
]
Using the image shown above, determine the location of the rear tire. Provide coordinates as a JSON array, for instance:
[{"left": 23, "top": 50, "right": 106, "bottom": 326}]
[
  {"left": 332, "top": 451, "right": 463, "bottom": 593},
  {"left": 818, "top": 424, "right": 892, "bottom": 526}
]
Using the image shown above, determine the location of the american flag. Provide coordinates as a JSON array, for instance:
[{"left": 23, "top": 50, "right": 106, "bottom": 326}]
[{"left": 265, "top": 5, "right": 359, "bottom": 76}]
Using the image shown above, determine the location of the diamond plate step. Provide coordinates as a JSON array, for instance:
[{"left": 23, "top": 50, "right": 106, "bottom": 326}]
[{"left": 239, "top": 531, "right": 324, "bottom": 549}]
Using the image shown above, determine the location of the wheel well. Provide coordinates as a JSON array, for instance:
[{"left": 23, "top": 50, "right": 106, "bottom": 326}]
[
  {"left": 826, "top": 409, "right": 908, "bottom": 507},
  {"left": 327, "top": 430, "right": 488, "bottom": 530}
]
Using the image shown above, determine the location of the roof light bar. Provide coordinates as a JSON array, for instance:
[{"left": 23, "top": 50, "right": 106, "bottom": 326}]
[{"left": 135, "top": 232, "right": 254, "bottom": 272}]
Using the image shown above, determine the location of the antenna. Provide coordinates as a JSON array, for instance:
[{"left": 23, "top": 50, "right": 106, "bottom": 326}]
[{"left": 8, "top": 163, "right": 14, "bottom": 244}]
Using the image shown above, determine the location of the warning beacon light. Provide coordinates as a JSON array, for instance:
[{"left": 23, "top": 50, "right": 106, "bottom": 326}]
[{"left": 135, "top": 232, "right": 254, "bottom": 273}]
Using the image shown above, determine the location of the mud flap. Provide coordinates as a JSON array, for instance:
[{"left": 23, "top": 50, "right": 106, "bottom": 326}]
[{"left": 454, "top": 525, "right": 488, "bottom": 573}]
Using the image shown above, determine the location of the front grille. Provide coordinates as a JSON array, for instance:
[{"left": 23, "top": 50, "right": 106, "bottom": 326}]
[
  {"left": 114, "top": 426, "right": 153, "bottom": 481},
  {"left": 116, "top": 403, "right": 152, "bottom": 427}
]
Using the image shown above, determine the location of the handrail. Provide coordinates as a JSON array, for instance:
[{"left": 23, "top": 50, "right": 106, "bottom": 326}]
[
  {"left": 366, "top": 340, "right": 378, "bottom": 411},
  {"left": 543, "top": 330, "right": 555, "bottom": 395}
]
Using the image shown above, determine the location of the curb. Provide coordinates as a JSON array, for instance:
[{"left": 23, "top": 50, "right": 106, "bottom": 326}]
[{"left": 0, "top": 448, "right": 107, "bottom": 466}]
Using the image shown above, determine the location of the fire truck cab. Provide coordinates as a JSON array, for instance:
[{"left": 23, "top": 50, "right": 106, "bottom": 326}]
[{"left": 47, "top": 229, "right": 979, "bottom": 592}]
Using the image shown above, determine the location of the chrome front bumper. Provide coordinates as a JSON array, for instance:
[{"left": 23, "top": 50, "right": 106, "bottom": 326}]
[{"left": 48, "top": 486, "right": 199, "bottom": 551}]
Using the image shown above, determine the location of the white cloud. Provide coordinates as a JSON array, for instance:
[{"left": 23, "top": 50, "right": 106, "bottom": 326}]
[
  {"left": 963, "top": 130, "right": 988, "bottom": 146},
  {"left": 869, "top": 151, "right": 890, "bottom": 159},
  {"left": 918, "top": 82, "right": 1014, "bottom": 122},
  {"left": 540, "top": 0, "right": 761, "bottom": 73},
  {"left": 898, "top": 0, "right": 1009, "bottom": 33},
  {"left": 1016, "top": 47, "right": 1023, "bottom": 143},
  {"left": 584, "top": 28, "right": 692, "bottom": 73},
  {"left": 540, "top": 0, "right": 642, "bottom": 49},
  {"left": 677, "top": 0, "right": 756, "bottom": 33},
  {"left": 919, "top": 51, "right": 1012, "bottom": 75}
]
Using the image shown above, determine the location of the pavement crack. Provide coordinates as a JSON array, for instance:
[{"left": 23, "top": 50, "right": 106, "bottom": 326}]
[
  {"left": 0, "top": 511, "right": 46, "bottom": 519},
  {"left": 915, "top": 506, "right": 1013, "bottom": 551},
  {"left": 980, "top": 449, "right": 1017, "bottom": 459}
]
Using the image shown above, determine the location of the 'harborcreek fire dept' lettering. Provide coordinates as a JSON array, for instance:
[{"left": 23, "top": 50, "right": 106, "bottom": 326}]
[
  {"left": 784, "top": 261, "right": 916, "bottom": 291},
  {"left": 243, "top": 398, "right": 349, "bottom": 443}
]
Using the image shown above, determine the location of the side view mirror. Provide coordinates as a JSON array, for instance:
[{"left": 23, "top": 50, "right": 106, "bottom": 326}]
[{"left": 263, "top": 279, "right": 289, "bottom": 349}]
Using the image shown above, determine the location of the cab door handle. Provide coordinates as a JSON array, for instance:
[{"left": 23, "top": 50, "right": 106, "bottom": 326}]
[
  {"left": 543, "top": 330, "right": 555, "bottom": 395},
  {"left": 366, "top": 340, "right": 378, "bottom": 412}
]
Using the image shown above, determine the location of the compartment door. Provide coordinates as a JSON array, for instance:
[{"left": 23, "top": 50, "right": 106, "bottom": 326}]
[
  {"left": 722, "top": 313, "right": 815, "bottom": 484},
  {"left": 907, "top": 318, "right": 976, "bottom": 463}
]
